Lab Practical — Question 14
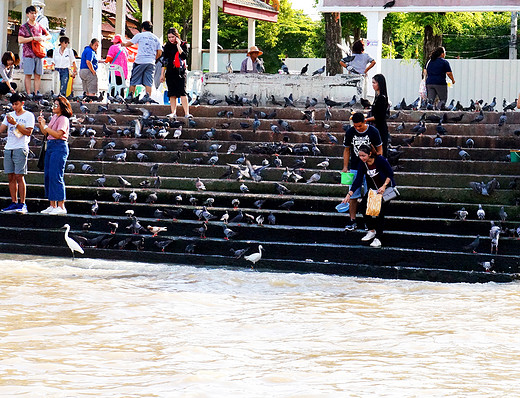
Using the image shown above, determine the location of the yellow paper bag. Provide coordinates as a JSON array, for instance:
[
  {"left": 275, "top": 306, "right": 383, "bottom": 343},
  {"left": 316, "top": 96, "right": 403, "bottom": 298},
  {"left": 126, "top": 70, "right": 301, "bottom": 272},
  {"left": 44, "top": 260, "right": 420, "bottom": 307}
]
[
  {"left": 66, "top": 69, "right": 74, "bottom": 97},
  {"left": 366, "top": 189, "right": 382, "bottom": 217}
]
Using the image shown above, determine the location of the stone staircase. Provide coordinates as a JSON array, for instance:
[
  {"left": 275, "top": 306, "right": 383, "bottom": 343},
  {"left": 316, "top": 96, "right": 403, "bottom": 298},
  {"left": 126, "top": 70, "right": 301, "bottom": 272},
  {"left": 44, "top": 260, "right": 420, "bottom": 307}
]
[{"left": 0, "top": 101, "right": 519, "bottom": 283}]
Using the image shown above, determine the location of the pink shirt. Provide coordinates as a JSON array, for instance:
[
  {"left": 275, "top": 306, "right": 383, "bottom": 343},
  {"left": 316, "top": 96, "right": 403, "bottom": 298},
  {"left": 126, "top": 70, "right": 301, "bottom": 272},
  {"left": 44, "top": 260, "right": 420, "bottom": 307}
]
[
  {"left": 18, "top": 22, "right": 48, "bottom": 58},
  {"left": 48, "top": 114, "right": 69, "bottom": 141},
  {"left": 107, "top": 44, "right": 128, "bottom": 79}
]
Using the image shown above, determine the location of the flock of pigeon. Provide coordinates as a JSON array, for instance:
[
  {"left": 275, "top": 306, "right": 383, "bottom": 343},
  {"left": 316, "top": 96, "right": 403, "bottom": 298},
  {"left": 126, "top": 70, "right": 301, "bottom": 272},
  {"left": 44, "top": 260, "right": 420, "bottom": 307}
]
[{"left": 2, "top": 87, "right": 516, "bottom": 273}]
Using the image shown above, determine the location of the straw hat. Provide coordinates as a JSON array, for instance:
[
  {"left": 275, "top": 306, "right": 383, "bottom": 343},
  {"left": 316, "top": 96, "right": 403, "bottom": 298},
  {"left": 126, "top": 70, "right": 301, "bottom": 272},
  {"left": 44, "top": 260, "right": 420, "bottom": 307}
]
[{"left": 247, "top": 46, "right": 263, "bottom": 56}]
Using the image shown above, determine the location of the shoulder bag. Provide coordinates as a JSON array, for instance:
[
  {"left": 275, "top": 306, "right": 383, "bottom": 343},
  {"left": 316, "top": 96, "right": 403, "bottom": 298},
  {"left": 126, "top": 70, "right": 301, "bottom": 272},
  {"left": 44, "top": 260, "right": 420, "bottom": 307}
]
[
  {"left": 24, "top": 23, "right": 46, "bottom": 59},
  {"left": 366, "top": 162, "right": 400, "bottom": 203}
]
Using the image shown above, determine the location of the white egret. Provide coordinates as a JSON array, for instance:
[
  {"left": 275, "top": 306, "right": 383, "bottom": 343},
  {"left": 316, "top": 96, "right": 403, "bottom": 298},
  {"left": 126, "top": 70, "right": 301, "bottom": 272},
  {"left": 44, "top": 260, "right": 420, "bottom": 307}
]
[
  {"left": 62, "top": 224, "right": 84, "bottom": 259},
  {"left": 244, "top": 245, "right": 263, "bottom": 265}
]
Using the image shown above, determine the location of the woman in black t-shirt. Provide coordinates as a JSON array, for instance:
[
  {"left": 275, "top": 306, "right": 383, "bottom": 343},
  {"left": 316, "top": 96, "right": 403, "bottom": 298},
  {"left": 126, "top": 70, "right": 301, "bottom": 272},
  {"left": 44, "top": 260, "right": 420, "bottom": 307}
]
[
  {"left": 366, "top": 73, "right": 389, "bottom": 158},
  {"left": 160, "top": 28, "right": 192, "bottom": 119}
]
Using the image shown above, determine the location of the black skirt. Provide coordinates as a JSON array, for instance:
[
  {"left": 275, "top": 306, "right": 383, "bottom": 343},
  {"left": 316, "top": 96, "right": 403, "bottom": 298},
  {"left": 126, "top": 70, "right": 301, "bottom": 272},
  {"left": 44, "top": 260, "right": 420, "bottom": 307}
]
[{"left": 165, "top": 68, "right": 187, "bottom": 98}]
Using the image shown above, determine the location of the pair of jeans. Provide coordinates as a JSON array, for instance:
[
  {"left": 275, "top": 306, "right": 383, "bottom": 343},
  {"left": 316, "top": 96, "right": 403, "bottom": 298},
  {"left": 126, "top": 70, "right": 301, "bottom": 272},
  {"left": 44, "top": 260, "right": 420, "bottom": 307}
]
[
  {"left": 44, "top": 139, "right": 69, "bottom": 201},
  {"left": 55, "top": 68, "right": 69, "bottom": 96}
]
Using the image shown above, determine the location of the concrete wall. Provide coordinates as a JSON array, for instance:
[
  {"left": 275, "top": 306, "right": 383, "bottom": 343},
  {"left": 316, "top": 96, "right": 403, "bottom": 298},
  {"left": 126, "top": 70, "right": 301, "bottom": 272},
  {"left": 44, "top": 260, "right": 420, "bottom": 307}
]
[
  {"left": 285, "top": 58, "right": 520, "bottom": 109},
  {"left": 201, "top": 73, "right": 363, "bottom": 105}
]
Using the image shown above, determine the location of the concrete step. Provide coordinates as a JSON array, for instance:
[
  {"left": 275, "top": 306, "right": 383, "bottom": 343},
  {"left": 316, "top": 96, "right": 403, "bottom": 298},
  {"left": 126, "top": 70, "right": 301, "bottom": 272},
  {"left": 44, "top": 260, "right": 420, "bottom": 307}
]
[{"left": 0, "top": 242, "right": 515, "bottom": 283}]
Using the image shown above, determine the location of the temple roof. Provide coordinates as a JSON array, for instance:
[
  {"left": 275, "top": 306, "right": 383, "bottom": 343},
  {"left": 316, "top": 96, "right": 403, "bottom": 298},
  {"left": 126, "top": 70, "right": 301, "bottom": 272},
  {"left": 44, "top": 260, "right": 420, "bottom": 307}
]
[
  {"left": 223, "top": 0, "right": 279, "bottom": 22},
  {"left": 224, "top": 0, "right": 278, "bottom": 12}
]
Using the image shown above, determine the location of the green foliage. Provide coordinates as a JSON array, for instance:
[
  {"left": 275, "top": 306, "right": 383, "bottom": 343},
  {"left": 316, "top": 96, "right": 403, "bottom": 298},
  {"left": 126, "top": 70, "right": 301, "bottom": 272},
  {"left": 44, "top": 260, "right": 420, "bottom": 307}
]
[
  {"left": 387, "top": 12, "right": 514, "bottom": 61},
  {"left": 256, "top": 0, "right": 322, "bottom": 72}
]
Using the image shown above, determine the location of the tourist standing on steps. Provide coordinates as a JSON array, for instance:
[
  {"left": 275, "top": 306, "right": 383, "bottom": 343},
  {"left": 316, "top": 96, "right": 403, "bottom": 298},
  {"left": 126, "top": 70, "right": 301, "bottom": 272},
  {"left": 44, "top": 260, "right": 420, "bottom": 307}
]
[
  {"left": 160, "top": 28, "right": 192, "bottom": 119},
  {"left": 52, "top": 36, "right": 77, "bottom": 97},
  {"left": 18, "top": 5, "right": 49, "bottom": 99},
  {"left": 342, "top": 145, "right": 395, "bottom": 248},
  {"left": 342, "top": 112, "right": 383, "bottom": 232},
  {"left": 340, "top": 40, "right": 376, "bottom": 98},
  {"left": 0, "top": 52, "right": 18, "bottom": 96},
  {"left": 79, "top": 39, "right": 99, "bottom": 99},
  {"left": 340, "top": 40, "right": 376, "bottom": 75},
  {"left": 37, "top": 96, "right": 72, "bottom": 215},
  {"left": 423, "top": 46, "right": 455, "bottom": 110},
  {"left": 104, "top": 34, "right": 129, "bottom": 97},
  {"left": 240, "top": 46, "right": 263, "bottom": 73},
  {"left": 0, "top": 93, "right": 34, "bottom": 214},
  {"left": 366, "top": 74, "right": 389, "bottom": 158},
  {"left": 122, "top": 21, "right": 162, "bottom": 103}
]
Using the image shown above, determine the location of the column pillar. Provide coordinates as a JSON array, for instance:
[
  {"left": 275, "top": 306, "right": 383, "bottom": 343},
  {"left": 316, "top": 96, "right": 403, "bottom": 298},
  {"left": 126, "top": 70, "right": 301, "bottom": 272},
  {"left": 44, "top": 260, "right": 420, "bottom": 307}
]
[
  {"left": 209, "top": 0, "right": 219, "bottom": 72},
  {"left": 71, "top": 0, "right": 81, "bottom": 53},
  {"left": 191, "top": 0, "right": 203, "bottom": 70},
  {"left": 247, "top": 18, "right": 255, "bottom": 49},
  {"left": 142, "top": 0, "right": 151, "bottom": 22},
  {"left": 20, "top": 0, "right": 30, "bottom": 56},
  {"left": 80, "top": 0, "right": 92, "bottom": 51},
  {"left": 152, "top": 0, "right": 164, "bottom": 44},
  {"left": 361, "top": 11, "right": 387, "bottom": 75},
  {"left": 0, "top": 0, "right": 8, "bottom": 56},
  {"left": 92, "top": 0, "right": 103, "bottom": 56},
  {"left": 66, "top": 2, "right": 74, "bottom": 38},
  {"left": 115, "top": 0, "right": 126, "bottom": 37}
]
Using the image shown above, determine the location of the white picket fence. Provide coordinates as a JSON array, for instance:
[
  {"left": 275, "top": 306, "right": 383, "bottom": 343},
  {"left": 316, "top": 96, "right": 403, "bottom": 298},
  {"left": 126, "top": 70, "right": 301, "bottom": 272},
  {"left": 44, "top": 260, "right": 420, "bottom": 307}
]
[{"left": 285, "top": 57, "right": 520, "bottom": 108}]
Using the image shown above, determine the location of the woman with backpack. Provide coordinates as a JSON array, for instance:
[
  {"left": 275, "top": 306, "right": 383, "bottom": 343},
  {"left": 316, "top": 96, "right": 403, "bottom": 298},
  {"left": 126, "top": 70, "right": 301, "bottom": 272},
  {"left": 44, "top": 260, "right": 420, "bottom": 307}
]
[{"left": 160, "top": 28, "right": 192, "bottom": 119}]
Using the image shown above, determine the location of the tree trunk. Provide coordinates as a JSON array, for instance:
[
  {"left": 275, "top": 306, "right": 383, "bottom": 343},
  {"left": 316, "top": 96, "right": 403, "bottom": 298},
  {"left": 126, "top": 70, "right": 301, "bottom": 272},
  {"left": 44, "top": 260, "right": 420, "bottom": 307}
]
[
  {"left": 423, "top": 25, "right": 442, "bottom": 67},
  {"left": 324, "top": 12, "right": 343, "bottom": 76}
]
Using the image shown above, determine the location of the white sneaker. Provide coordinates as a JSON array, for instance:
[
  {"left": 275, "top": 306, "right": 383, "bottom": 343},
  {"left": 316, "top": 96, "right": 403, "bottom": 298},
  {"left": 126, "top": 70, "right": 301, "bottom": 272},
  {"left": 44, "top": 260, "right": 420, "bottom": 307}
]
[
  {"left": 166, "top": 113, "right": 177, "bottom": 118},
  {"left": 361, "top": 230, "right": 377, "bottom": 241},
  {"left": 370, "top": 238, "right": 382, "bottom": 248},
  {"left": 50, "top": 206, "right": 67, "bottom": 215},
  {"left": 40, "top": 206, "right": 54, "bottom": 214},
  {"left": 185, "top": 114, "right": 193, "bottom": 119}
]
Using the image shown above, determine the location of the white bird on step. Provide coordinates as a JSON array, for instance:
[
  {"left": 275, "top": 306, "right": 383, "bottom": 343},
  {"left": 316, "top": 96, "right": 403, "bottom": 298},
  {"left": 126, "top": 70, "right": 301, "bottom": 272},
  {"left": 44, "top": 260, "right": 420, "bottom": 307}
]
[
  {"left": 62, "top": 224, "right": 84, "bottom": 259},
  {"left": 244, "top": 245, "right": 263, "bottom": 265}
]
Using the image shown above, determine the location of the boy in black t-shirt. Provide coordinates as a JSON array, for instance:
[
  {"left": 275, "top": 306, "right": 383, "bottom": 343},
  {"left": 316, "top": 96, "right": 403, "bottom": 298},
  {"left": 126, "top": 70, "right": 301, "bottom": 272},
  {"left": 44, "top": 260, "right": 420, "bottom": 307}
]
[{"left": 342, "top": 112, "right": 382, "bottom": 231}]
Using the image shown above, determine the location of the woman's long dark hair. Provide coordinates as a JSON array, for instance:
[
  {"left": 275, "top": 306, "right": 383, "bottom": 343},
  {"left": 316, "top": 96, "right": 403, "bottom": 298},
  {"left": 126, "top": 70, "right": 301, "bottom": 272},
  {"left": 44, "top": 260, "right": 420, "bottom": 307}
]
[
  {"left": 1, "top": 51, "right": 14, "bottom": 67},
  {"left": 358, "top": 144, "right": 375, "bottom": 158},
  {"left": 430, "top": 47, "right": 445, "bottom": 61},
  {"left": 373, "top": 74, "right": 388, "bottom": 98},
  {"left": 56, "top": 96, "right": 73, "bottom": 118}
]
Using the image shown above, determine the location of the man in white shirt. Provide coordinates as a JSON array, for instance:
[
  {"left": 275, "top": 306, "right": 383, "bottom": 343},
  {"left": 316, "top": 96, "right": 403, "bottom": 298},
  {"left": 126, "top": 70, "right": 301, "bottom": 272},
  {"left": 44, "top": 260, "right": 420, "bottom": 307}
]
[
  {"left": 122, "top": 21, "right": 162, "bottom": 103},
  {"left": 0, "top": 93, "right": 34, "bottom": 213},
  {"left": 52, "top": 36, "right": 77, "bottom": 96}
]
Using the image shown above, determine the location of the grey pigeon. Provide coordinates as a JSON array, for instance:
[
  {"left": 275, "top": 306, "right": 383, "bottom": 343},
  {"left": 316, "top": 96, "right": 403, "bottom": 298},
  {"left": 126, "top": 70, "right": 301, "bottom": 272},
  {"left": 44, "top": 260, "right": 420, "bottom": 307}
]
[
  {"left": 312, "top": 65, "right": 325, "bottom": 76},
  {"left": 477, "top": 204, "right": 485, "bottom": 220},
  {"left": 499, "top": 206, "right": 508, "bottom": 221},
  {"left": 463, "top": 235, "right": 480, "bottom": 253},
  {"left": 498, "top": 112, "right": 507, "bottom": 127}
]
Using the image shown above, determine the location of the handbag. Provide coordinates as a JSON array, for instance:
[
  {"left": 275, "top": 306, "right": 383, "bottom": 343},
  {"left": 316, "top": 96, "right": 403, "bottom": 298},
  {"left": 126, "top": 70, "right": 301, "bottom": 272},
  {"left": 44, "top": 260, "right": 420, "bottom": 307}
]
[
  {"left": 366, "top": 189, "right": 382, "bottom": 217},
  {"left": 382, "top": 186, "right": 400, "bottom": 202},
  {"left": 24, "top": 23, "right": 46, "bottom": 59},
  {"left": 37, "top": 137, "right": 47, "bottom": 171}
]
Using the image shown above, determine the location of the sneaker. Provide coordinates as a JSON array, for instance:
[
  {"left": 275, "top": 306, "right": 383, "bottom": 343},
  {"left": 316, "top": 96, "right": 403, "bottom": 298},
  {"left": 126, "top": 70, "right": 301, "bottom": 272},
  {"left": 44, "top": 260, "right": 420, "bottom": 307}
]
[
  {"left": 166, "top": 113, "right": 177, "bottom": 119},
  {"left": 361, "top": 230, "right": 377, "bottom": 242},
  {"left": 370, "top": 238, "right": 382, "bottom": 248},
  {"left": 344, "top": 220, "right": 357, "bottom": 231},
  {"left": 125, "top": 93, "right": 134, "bottom": 103},
  {"left": 1, "top": 202, "right": 18, "bottom": 212},
  {"left": 50, "top": 206, "right": 67, "bottom": 215},
  {"left": 40, "top": 206, "right": 55, "bottom": 214},
  {"left": 15, "top": 203, "right": 28, "bottom": 214},
  {"left": 185, "top": 114, "right": 193, "bottom": 119}
]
